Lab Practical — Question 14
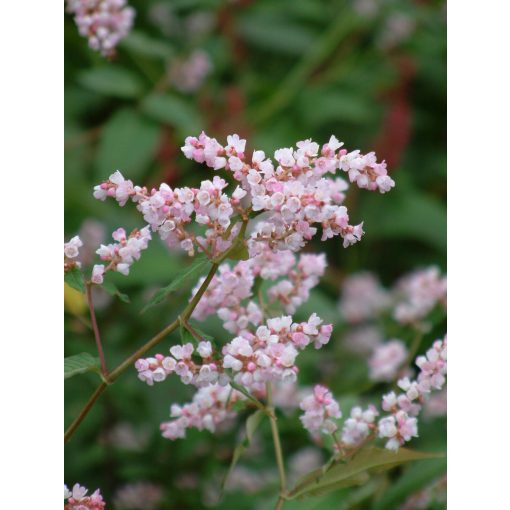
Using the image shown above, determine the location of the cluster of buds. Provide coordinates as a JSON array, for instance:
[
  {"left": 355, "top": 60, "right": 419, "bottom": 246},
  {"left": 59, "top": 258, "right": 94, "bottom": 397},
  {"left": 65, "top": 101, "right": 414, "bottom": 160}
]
[
  {"left": 368, "top": 339, "right": 408, "bottom": 382},
  {"left": 94, "top": 171, "right": 238, "bottom": 258},
  {"left": 92, "top": 132, "right": 394, "bottom": 261},
  {"left": 267, "top": 254, "right": 327, "bottom": 314},
  {"left": 135, "top": 341, "right": 225, "bottom": 388},
  {"left": 64, "top": 483, "right": 105, "bottom": 510},
  {"left": 92, "top": 226, "right": 151, "bottom": 284},
  {"left": 136, "top": 314, "right": 332, "bottom": 394},
  {"left": 339, "top": 272, "right": 390, "bottom": 324},
  {"left": 64, "top": 236, "right": 83, "bottom": 272},
  {"left": 341, "top": 405, "right": 379, "bottom": 447},
  {"left": 377, "top": 336, "right": 447, "bottom": 450},
  {"left": 160, "top": 384, "right": 244, "bottom": 440},
  {"left": 66, "top": 0, "right": 135, "bottom": 58},
  {"left": 299, "top": 385, "right": 342, "bottom": 437},
  {"left": 180, "top": 132, "right": 393, "bottom": 252},
  {"left": 223, "top": 314, "right": 332, "bottom": 391},
  {"left": 338, "top": 266, "right": 447, "bottom": 329},
  {"left": 169, "top": 50, "right": 212, "bottom": 93},
  {"left": 113, "top": 482, "right": 163, "bottom": 510},
  {"left": 191, "top": 249, "right": 326, "bottom": 334},
  {"left": 393, "top": 267, "right": 447, "bottom": 324}
]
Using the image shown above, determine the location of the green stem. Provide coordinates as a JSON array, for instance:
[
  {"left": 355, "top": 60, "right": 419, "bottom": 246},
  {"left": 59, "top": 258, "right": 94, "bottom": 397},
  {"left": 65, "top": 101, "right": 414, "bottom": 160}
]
[
  {"left": 406, "top": 329, "right": 424, "bottom": 367},
  {"left": 266, "top": 382, "right": 287, "bottom": 509},
  {"left": 65, "top": 261, "right": 220, "bottom": 443},
  {"left": 251, "top": 10, "right": 361, "bottom": 126}
]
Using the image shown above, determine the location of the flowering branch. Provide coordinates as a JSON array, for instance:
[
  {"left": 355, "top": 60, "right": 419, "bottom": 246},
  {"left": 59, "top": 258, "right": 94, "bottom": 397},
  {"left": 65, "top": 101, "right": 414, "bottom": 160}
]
[{"left": 64, "top": 259, "right": 220, "bottom": 443}]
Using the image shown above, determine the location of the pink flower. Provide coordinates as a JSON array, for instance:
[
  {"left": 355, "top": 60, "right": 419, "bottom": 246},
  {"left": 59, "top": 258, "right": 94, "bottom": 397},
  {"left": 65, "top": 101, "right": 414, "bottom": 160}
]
[
  {"left": 64, "top": 483, "right": 105, "bottom": 510},
  {"left": 368, "top": 340, "right": 407, "bottom": 382},
  {"left": 300, "top": 385, "right": 342, "bottom": 436},
  {"left": 341, "top": 405, "right": 378, "bottom": 446},
  {"left": 95, "top": 226, "right": 151, "bottom": 279},
  {"left": 66, "top": 0, "right": 135, "bottom": 58}
]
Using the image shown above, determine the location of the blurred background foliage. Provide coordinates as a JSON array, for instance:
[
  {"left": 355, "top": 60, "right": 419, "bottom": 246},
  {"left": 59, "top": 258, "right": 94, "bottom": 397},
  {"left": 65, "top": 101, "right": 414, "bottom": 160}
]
[{"left": 65, "top": 0, "right": 446, "bottom": 508}]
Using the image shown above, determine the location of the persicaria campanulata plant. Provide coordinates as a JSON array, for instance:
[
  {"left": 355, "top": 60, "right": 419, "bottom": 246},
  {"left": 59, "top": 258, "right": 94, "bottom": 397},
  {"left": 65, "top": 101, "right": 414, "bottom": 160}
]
[{"left": 64, "top": 132, "right": 446, "bottom": 508}]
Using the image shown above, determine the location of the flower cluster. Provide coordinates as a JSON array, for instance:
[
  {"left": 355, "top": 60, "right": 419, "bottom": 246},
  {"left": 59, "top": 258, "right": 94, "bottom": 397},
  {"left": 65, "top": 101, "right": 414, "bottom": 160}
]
[
  {"left": 377, "top": 336, "right": 447, "bottom": 450},
  {"left": 159, "top": 384, "right": 243, "bottom": 440},
  {"left": 182, "top": 132, "right": 380, "bottom": 250},
  {"left": 222, "top": 314, "right": 332, "bottom": 390},
  {"left": 338, "top": 266, "right": 446, "bottom": 330},
  {"left": 64, "top": 483, "right": 105, "bottom": 510},
  {"left": 136, "top": 314, "right": 332, "bottom": 393},
  {"left": 339, "top": 272, "right": 390, "bottom": 324},
  {"left": 191, "top": 249, "right": 326, "bottom": 333},
  {"left": 341, "top": 405, "right": 379, "bottom": 447},
  {"left": 92, "top": 226, "right": 151, "bottom": 284},
  {"left": 267, "top": 253, "right": 327, "bottom": 314},
  {"left": 393, "top": 267, "right": 447, "bottom": 324},
  {"left": 135, "top": 341, "right": 225, "bottom": 388},
  {"left": 368, "top": 339, "right": 408, "bottom": 382},
  {"left": 94, "top": 133, "right": 393, "bottom": 259},
  {"left": 113, "top": 482, "right": 163, "bottom": 510},
  {"left": 299, "top": 385, "right": 342, "bottom": 436},
  {"left": 66, "top": 0, "right": 135, "bottom": 58},
  {"left": 94, "top": 171, "right": 238, "bottom": 257},
  {"left": 64, "top": 236, "right": 83, "bottom": 272},
  {"left": 169, "top": 50, "right": 212, "bottom": 93}
]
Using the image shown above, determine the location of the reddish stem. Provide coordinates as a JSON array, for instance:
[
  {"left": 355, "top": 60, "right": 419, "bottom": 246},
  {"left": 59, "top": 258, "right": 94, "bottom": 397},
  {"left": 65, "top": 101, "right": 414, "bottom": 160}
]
[{"left": 85, "top": 282, "right": 108, "bottom": 377}]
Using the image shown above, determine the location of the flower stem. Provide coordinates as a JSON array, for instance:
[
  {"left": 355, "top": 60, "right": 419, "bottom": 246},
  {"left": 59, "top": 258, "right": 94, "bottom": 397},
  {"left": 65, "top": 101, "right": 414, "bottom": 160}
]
[
  {"left": 65, "top": 261, "right": 220, "bottom": 443},
  {"left": 266, "top": 381, "right": 287, "bottom": 510},
  {"left": 85, "top": 282, "right": 108, "bottom": 377},
  {"left": 64, "top": 382, "right": 107, "bottom": 443}
]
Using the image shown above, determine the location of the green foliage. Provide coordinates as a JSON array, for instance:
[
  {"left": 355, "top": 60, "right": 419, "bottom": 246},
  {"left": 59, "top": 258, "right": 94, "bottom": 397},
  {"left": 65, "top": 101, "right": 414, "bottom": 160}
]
[
  {"left": 222, "top": 410, "right": 266, "bottom": 490},
  {"left": 96, "top": 108, "right": 161, "bottom": 180},
  {"left": 64, "top": 353, "right": 101, "bottom": 380},
  {"left": 78, "top": 67, "right": 144, "bottom": 98},
  {"left": 289, "top": 447, "right": 444, "bottom": 499},
  {"left": 101, "top": 280, "right": 130, "bottom": 303},
  {"left": 141, "top": 256, "right": 209, "bottom": 312},
  {"left": 141, "top": 94, "right": 203, "bottom": 135},
  {"left": 64, "top": 267, "right": 85, "bottom": 293}
]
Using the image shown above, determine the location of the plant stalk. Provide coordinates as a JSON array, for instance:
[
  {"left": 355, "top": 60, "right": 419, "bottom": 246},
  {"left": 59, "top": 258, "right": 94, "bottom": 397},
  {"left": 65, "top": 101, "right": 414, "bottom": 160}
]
[
  {"left": 85, "top": 282, "right": 108, "bottom": 377},
  {"left": 65, "top": 261, "right": 219, "bottom": 443},
  {"left": 266, "top": 381, "right": 287, "bottom": 510}
]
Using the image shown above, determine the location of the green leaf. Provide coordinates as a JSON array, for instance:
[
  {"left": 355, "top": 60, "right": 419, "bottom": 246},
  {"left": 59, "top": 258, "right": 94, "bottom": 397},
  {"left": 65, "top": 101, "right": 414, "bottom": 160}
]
[
  {"left": 179, "top": 322, "right": 196, "bottom": 345},
  {"left": 96, "top": 108, "right": 161, "bottom": 180},
  {"left": 230, "top": 399, "right": 249, "bottom": 412},
  {"left": 238, "top": 15, "right": 316, "bottom": 56},
  {"left": 186, "top": 322, "right": 214, "bottom": 342},
  {"left": 372, "top": 457, "right": 446, "bottom": 510},
  {"left": 229, "top": 381, "right": 265, "bottom": 409},
  {"left": 222, "top": 410, "right": 266, "bottom": 490},
  {"left": 101, "top": 280, "right": 130, "bottom": 303},
  {"left": 288, "top": 447, "right": 444, "bottom": 500},
  {"left": 78, "top": 66, "right": 143, "bottom": 98},
  {"left": 121, "top": 31, "right": 174, "bottom": 59},
  {"left": 225, "top": 239, "right": 249, "bottom": 261},
  {"left": 65, "top": 267, "right": 85, "bottom": 293},
  {"left": 64, "top": 353, "right": 101, "bottom": 380},
  {"left": 361, "top": 178, "right": 447, "bottom": 252},
  {"left": 141, "top": 94, "right": 203, "bottom": 134},
  {"left": 141, "top": 256, "right": 210, "bottom": 313},
  {"left": 245, "top": 409, "right": 265, "bottom": 442}
]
